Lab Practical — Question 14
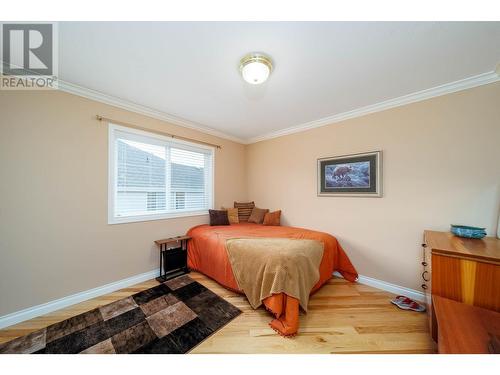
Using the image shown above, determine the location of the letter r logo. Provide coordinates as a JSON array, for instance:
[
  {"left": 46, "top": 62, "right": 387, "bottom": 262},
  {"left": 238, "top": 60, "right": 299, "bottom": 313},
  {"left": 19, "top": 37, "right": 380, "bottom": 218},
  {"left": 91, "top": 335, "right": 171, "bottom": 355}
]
[{"left": 2, "top": 23, "right": 53, "bottom": 76}]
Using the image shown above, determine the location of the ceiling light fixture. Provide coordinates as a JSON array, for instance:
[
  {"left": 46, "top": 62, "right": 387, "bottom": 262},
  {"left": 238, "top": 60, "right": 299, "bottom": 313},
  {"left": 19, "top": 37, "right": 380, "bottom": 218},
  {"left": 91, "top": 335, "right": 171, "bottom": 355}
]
[{"left": 239, "top": 53, "right": 273, "bottom": 85}]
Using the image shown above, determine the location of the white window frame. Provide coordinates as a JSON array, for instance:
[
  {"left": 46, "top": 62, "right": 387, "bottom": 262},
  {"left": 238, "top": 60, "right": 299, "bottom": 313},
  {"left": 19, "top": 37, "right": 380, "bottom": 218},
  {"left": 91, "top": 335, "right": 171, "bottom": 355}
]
[{"left": 108, "top": 123, "right": 214, "bottom": 224}]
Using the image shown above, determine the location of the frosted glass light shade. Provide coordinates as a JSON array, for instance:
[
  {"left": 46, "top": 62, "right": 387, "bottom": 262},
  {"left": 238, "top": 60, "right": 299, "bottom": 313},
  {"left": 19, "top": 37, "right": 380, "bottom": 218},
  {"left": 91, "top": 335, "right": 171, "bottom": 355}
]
[{"left": 239, "top": 53, "right": 273, "bottom": 85}]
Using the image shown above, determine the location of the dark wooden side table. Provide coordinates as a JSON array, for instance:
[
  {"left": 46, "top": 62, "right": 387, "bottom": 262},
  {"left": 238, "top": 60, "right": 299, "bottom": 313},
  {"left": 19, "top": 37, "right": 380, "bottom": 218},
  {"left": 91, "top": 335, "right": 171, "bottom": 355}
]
[{"left": 154, "top": 235, "right": 191, "bottom": 282}]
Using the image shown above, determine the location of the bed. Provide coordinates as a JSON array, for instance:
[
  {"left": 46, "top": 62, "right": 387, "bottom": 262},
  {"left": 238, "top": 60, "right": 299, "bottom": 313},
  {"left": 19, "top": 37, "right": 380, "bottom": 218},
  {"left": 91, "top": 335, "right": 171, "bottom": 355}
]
[{"left": 187, "top": 222, "right": 358, "bottom": 336}]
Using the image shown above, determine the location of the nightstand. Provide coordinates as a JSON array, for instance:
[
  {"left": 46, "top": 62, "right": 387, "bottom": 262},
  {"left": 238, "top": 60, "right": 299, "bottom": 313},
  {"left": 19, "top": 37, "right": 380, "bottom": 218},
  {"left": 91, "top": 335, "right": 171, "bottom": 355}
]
[{"left": 154, "top": 235, "right": 191, "bottom": 282}]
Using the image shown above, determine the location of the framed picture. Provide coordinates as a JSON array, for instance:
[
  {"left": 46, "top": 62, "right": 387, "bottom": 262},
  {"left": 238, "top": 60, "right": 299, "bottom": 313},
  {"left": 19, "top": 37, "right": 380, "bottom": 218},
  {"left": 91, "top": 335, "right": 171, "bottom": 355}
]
[{"left": 317, "top": 151, "right": 382, "bottom": 197}]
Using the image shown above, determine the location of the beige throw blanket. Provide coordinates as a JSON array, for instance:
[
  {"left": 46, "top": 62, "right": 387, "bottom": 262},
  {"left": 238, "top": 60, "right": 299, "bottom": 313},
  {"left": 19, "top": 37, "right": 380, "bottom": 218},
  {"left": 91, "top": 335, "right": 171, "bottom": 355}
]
[{"left": 225, "top": 238, "right": 324, "bottom": 312}]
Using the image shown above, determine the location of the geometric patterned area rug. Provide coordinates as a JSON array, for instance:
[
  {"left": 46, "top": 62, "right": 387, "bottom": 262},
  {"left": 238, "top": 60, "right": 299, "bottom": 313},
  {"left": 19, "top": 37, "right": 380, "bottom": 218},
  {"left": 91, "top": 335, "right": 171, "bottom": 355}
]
[{"left": 0, "top": 275, "right": 241, "bottom": 354}]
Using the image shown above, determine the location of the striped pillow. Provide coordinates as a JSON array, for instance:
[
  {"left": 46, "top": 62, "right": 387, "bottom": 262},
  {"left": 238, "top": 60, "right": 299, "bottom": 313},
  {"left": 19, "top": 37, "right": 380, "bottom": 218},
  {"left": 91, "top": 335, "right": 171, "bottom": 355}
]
[
  {"left": 222, "top": 207, "right": 239, "bottom": 224},
  {"left": 234, "top": 201, "right": 255, "bottom": 222}
]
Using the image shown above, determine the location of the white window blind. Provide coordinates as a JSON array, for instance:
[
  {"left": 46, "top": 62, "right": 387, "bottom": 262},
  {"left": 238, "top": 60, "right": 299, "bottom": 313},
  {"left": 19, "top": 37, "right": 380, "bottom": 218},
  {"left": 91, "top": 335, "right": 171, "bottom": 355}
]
[{"left": 108, "top": 124, "right": 214, "bottom": 224}]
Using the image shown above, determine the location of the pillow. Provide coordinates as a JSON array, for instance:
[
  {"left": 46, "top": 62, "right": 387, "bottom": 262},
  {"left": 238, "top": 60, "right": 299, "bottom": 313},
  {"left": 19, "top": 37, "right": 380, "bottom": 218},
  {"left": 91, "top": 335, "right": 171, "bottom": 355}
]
[
  {"left": 209, "top": 209, "right": 230, "bottom": 226},
  {"left": 234, "top": 201, "right": 255, "bottom": 222},
  {"left": 248, "top": 207, "right": 269, "bottom": 224},
  {"left": 263, "top": 210, "right": 281, "bottom": 226},
  {"left": 222, "top": 207, "right": 239, "bottom": 224}
]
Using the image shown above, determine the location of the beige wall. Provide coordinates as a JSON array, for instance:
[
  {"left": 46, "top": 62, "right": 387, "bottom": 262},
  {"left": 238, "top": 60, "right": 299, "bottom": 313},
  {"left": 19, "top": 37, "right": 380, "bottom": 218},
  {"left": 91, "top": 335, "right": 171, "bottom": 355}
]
[
  {"left": 1, "top": 83, "right": 499, "bottom": 317},
  {"left": 246, "top": 82, "right": 500, "bottom": 291},
  {"left": 0, "top": 90, "right": 247, "bottom": 316}
]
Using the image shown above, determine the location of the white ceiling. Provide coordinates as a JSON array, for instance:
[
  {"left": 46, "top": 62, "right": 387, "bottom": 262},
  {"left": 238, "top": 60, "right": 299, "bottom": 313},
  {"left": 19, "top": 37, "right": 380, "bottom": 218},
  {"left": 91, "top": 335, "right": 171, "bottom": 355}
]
[{"left": 59, "top": 22, "right": 500, "bottom": 142}]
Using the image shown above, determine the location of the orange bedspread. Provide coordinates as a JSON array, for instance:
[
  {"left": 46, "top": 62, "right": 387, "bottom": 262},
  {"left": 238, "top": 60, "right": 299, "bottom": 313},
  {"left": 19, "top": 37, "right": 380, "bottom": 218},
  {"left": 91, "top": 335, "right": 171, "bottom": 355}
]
[{"left": 187, "top": 223, "right": 358, "bottom": 336}]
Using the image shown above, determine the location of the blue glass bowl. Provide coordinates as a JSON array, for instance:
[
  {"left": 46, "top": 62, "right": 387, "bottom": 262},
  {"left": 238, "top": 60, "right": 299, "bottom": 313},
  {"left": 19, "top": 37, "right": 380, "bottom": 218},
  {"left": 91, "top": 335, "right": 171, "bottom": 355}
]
[{"left": 450, "top": 225, "right": 486, "bottom": 239}]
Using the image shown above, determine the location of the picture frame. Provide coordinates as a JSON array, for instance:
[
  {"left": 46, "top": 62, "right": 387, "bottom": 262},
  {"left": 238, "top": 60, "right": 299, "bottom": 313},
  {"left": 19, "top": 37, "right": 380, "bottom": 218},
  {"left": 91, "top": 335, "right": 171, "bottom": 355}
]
[{"left": 317, "top": 151, "right": 382, "bottom": 197}]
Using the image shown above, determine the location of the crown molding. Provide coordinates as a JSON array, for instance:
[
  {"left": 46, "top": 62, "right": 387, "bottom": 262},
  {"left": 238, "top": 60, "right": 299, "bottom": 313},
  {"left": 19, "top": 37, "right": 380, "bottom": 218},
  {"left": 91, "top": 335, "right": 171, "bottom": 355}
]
[
  {"left": 57, "top": 71, "right": 499, "bottom": 146},
  {"left": 247, "top": 70, "right": 500, "bottom": 144},
  {"left": 57, "top": 80, "right": 247, "bottom": 144}
]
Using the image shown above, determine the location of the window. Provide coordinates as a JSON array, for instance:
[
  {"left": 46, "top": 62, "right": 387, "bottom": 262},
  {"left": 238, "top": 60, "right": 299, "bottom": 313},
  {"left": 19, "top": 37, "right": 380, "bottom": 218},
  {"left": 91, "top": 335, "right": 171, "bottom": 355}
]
[{"left": 108, "top": 124, "right": 214, "bottom": 224}]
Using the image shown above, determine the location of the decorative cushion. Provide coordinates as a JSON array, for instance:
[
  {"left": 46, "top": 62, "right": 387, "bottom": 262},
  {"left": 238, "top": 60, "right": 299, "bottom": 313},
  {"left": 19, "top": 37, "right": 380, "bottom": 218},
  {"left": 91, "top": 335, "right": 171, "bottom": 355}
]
[
  {"left": 222, "top": 207, "right": 239, "bottom": 224},
  {"left": 263, "top": 210, "right": 281, "bottom": 226},
  {"left": 209, "top": 209, "right": 230, "bottom": 226},
  {"left": 234, "top": 201, "right": 255, "bottom": 222},
  {"left": 248, "top": 207, "right": 269, "bottom": 224}
]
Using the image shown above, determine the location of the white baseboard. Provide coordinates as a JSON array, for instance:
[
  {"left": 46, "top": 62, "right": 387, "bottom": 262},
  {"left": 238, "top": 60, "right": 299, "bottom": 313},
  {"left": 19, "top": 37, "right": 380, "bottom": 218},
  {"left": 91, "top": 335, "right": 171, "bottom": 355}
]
[
  {"left": 0, "top": 268, "right": 160, "bottom": 329},
  {"left": 0, "top": 268, "right": 424, "bottom": 330},
  {"left": 334, "top": 272, "right": 425, "bottom": 302}
]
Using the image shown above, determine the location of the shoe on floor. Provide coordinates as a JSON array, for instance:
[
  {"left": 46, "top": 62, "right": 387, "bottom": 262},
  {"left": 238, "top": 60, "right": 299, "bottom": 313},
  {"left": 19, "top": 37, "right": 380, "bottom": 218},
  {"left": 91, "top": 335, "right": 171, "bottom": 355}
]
[{"left": 390, "top": 296, "right": 426, "bottom": 312}]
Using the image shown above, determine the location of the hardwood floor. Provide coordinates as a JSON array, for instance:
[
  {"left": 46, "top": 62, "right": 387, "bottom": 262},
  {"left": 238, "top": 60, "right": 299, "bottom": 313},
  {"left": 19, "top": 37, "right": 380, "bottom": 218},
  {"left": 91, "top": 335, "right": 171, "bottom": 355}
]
[{"left": 0, "top": 272, "right": 434, "bottom": 353}]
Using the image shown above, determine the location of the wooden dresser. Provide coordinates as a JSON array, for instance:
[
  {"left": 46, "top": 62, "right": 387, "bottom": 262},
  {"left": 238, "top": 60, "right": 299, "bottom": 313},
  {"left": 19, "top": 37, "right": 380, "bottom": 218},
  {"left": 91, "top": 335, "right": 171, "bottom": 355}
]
[{"left": 422, "top": 230, "right": 500, "bottom": 341}]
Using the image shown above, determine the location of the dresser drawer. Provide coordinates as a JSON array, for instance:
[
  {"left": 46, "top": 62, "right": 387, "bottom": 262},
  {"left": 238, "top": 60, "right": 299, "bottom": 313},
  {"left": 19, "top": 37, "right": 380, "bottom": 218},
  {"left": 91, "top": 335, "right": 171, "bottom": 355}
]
[{"left": 431, "top": 253, "right": 500, "bottom": 311}]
